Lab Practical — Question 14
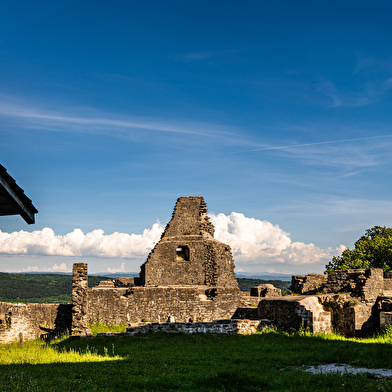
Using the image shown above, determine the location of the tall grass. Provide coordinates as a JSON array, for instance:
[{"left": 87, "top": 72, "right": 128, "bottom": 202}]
[
  {"left": 0, "top": 335, "right": 121, "bottom": 365},
  {"left": 1, "top": 328, "right": 392, "bottom": 391}
]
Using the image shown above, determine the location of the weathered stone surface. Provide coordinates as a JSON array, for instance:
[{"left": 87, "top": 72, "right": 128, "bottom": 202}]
[
  {"left": 258, "top": 295, "right": 331, "bottom": 334},
  {"left": 114, "top": 277, "right": 141, "bottom": 287},
  {"left": 318, "top": 294, "right": 376, "bottom": 337},
  {"left": 322, "top": 269, "right": 383, "bottom": 303},
  {"left": 251, "top": 284, "right": 281, "bottom": 297},
  {"left": 123, "top": 319, "right": 272, "bottom": 335},
  {"left": 71, "top": 197, "right": 241, "bottom": 332},
  {"left": 289, "top": 268, "right": 384, "bottom": 336},
  {"left": 87, "top": 286, "right": 241, "bottom": 324},
  {"left": 384, "top": 278, "right": 392, "bottom": 291},
  {"left": 380, "top": 311, "right": 392, "bottom": 329},
  {"left": 291, "top": 274, "right": 328, "bottom": 295},
  {"left": 72, "top": 263, "right": 91, "bottom": 336},
  {"left": 140, "top": 197, "right": 238, "bottom": 288},
  {"left": 0, "top": 302, "right": 71, "bottom": 344},
  {"left": 239, "top": 292, "right": 260, "bottom": 307}
]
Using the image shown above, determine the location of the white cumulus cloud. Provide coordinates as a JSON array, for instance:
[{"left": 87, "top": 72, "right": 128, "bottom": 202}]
[
  {"left": 0, "top": 214, "right": 344, "bottom": 272},
  {"left": 108, "top": 262, "right": 126, "bottom": 273},
  {"left": 0, "top": 222, "right": 164, "bottom": 258},
  {"left": 210, "top": 212, "right": 344, "bottom": 266},
  {"left": 6, "top": 263, "right": 71, "bottom": 273}
]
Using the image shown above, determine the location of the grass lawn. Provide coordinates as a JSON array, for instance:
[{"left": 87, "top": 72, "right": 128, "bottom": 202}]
[{"left": 1, "top": 329, "right": 392, "bottom": 391}]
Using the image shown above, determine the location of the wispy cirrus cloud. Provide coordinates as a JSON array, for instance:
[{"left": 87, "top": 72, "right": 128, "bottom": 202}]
[
  {"left": 0, "top": 94, "right": 237, "bottom": 140},
  {"left": 234, "top": 135, "right": 392, "bottom": 153},
  {"left": 313, "top": 77, "right": 392, "bottom": 107},
  {"left": 233, "top": 134, "right": 392, "bottom": 169},
  {"left": 175, "top": 51, "right": 218, "bottom": 62}
]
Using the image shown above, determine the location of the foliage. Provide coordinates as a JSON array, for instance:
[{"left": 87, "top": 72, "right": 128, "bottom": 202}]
[
  {"left": 1, "top": 331, "right": 392, "bottom": 391},
  {"left": 325, "top": 225, "right": 392, "bottom": 274},
  {"left": 0, "top": 273, "right": 110, "bottom": 303}
]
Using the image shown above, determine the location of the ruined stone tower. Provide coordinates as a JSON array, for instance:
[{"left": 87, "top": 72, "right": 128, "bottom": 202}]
[{"left": 140, "top": 196, "right": 238, "bottom": 288}]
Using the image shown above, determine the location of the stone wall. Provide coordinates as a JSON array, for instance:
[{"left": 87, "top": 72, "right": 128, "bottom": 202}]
[
  {"left": 257, "top": 295, "right": 331, "bottom": 334},
  {"left": 0, "top": 302, "right": 71, "bottom": 344},
  {"left": 86, "top": 286, "right": 241, "bottom": 325},
  {"left": 120, "top": 319, "right": 271, "bottom": 335},
  {"left": 292, "top": 269, "right": 384, "bottom": 303},
  {"left": 319, "top": 294, "right": 376, "bottom": 337},
  {"left": 291, "top": 274, "right": 328, "bottom": 294},
  {"left": 140, "top": 197, "right": 238, "bottom": 288},
  {"left": 250, "top": 284, "right": 281, "bottom": 297},
  {"left": 377, "top": 296, "right": 392, "bottom": 330},
  {"left": 322, "top": 269, "right": 383, "bottom": 302},
  {"left": 384, "top": 278, "right": 392, "bottom": 291}
]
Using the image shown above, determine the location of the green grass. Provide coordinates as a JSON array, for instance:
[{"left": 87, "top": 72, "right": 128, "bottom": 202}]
[
  {"left": 89, "top": 323, "right": 128, "bottom": 335},
  {"left": 1, "top": 329, "right": 392, "bottom": 391}
]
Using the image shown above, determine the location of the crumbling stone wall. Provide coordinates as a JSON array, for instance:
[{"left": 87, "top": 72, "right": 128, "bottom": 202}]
[
  {"left": 322, "top": 269, "right": 383, "bottom": 303},
  {"left": 257, "top": 295, "right": 331, "bottom": 334},
  {"left": 140, "top": 197, "right": 238, "bottom": 288},
  {"left": 319, "top": 294, "right": 377, "bottom": 337},
  {"left": 384, "top": 278, "right": 392, "bottom": 291},
  {"left": 0, "top": 302, "right": 71, "bottom": 344},
  {"left": 292, "top": 269, "right": 383, "bottom": 303},
  {"left": 291, "top": 274, "right": 327, "bottom": 294},
  {"left": 377, "top": 295, "right": 392, "bottom": 330},
  {"left": 251, "top": 284, "right": 281, "bottom": 297},
  {"left": 86, "top": 286, "right": 241, "bottom": 325}
]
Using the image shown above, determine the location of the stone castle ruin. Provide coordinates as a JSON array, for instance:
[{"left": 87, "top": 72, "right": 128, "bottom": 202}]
[
  {"left": 2, "top": 195, "right": 392, "bottom": 342},
  {"left": 140, "top": 196, "right": 237, "bottom": 288},
  {"left": 72, "top": 197, "right": 241, "bottom": 335}
]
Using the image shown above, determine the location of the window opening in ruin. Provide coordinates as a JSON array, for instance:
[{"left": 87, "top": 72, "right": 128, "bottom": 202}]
[{"left": 176, "top": 245, "right": 190, "bottom": 261}]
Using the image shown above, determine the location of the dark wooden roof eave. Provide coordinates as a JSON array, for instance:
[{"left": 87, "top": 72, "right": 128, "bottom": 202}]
[{"left": 0, "top": 164, "right": 38, "bottom": 224}]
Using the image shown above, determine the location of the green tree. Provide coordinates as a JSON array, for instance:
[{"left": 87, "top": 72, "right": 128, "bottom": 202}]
[{"left": 325, "top": 226, "right": 392, "bottom": 274}]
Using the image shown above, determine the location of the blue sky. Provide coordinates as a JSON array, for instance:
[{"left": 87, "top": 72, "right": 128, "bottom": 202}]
[{"left": 1, "top": 1, "right": 392, "bottom": 275}]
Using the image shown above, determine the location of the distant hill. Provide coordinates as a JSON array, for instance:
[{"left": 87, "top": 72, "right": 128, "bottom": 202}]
[
  {"left": 0, "top": 273, "right": 110, "bottom": 304},
  {"left": 236, "top": 278, "right": 290, "bottom": 293},
  {"left": 0, "top": 273, "right": 291, "bottom": 303}
]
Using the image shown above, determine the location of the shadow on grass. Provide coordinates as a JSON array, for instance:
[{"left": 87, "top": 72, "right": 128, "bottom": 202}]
[{"left": 2, "top": 332, "right": 392, "bottom": 391}]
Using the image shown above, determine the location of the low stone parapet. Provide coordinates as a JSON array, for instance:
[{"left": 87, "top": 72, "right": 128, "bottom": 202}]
[{"left": 121, "top": 319, "right": 272, "bottom": 336}]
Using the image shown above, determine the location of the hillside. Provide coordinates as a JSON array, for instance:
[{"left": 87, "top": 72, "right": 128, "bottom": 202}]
[
  {"left": 236, "top": 278, "right": 290, "bottom": 293},
  {"left": 0, "top": 273, "right": 110, "bottom": 304},
  {"left": 0, "top": 273, "right": 291, "bottom": 303}
]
